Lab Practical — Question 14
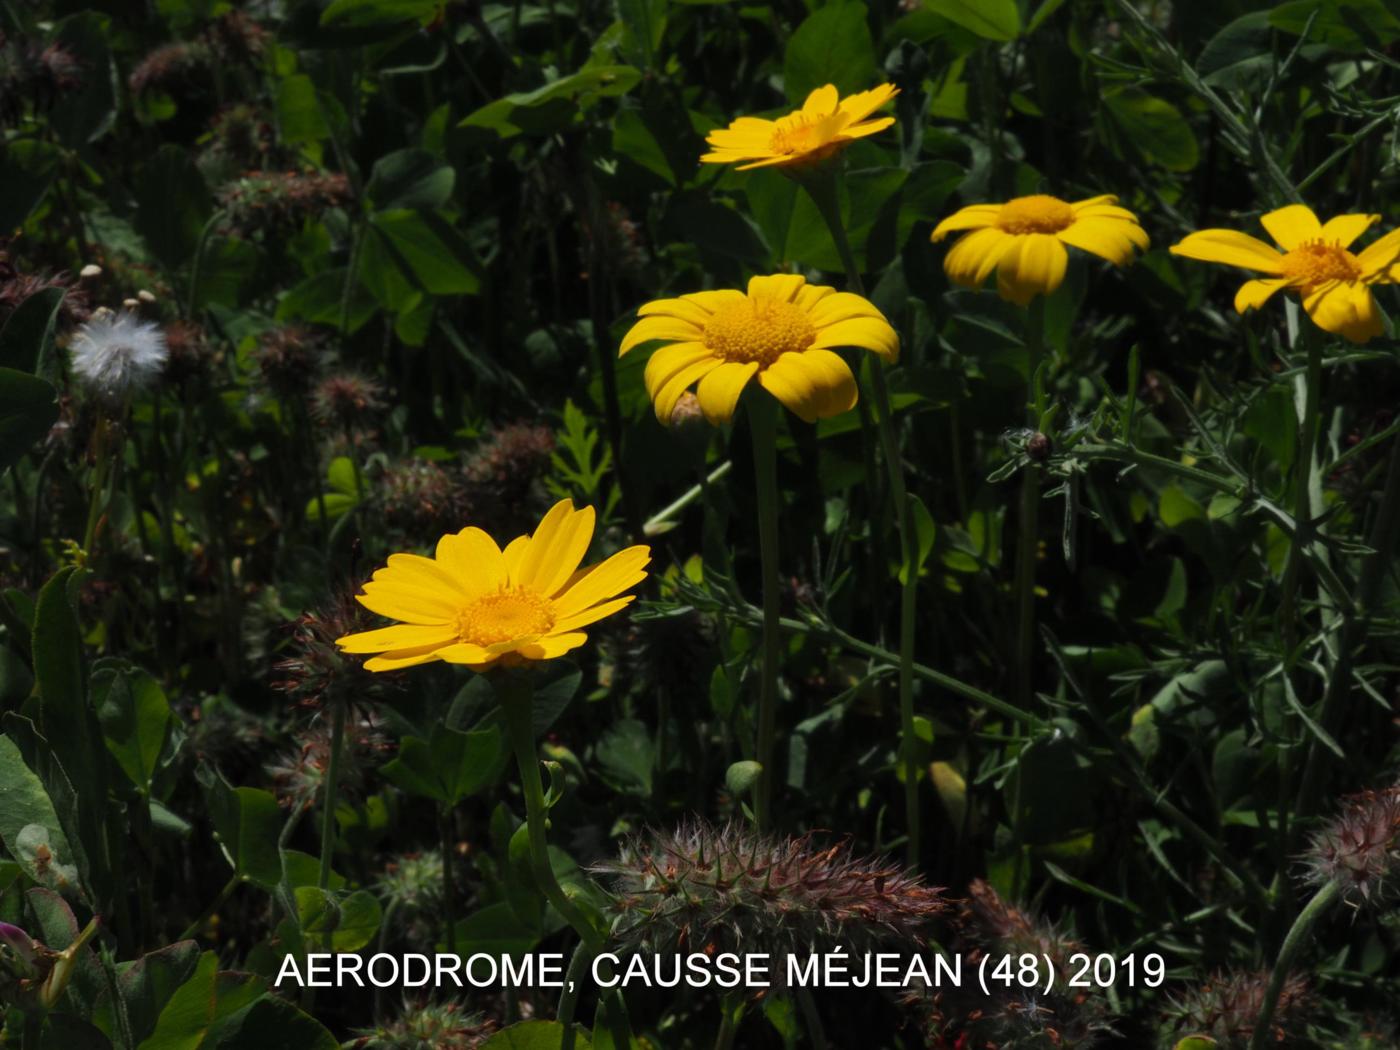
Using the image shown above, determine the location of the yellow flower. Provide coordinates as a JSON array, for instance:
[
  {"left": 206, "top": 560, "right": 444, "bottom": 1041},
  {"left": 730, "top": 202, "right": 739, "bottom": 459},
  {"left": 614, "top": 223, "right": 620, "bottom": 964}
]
[
  {"left": 931, "top": 194, "right": 1149, "bottom": 306},
  {"left": 336, "top": 500, "right": 650, "bottom": 672},
  {"left": 1168, "top": 204, "right": 1400, "bottom": 344},
  {"left": 700, "top": 83, "right": 898, "bottom": 171},
  {"left": 620, "top": 274, "right": 899, "bottom": 425}
]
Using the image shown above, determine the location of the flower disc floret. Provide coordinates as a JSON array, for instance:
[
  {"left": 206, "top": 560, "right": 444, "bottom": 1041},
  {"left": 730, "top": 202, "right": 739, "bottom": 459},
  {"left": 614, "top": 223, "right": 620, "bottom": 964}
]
[
  {"left": 335, "top": 499, "right": 650, "bottom": 672},
  {"left": 620, "top": 274, "right": 898, "bottom": 425},
  {"left": 1169, "top": 203, "right": 1400, "bottom": 344},
  {"left": 931, "top": 193, "right": 1149, "bottom": 306},
  {"left": 703, "top": 299, "right": 816, "bottom": 365}
]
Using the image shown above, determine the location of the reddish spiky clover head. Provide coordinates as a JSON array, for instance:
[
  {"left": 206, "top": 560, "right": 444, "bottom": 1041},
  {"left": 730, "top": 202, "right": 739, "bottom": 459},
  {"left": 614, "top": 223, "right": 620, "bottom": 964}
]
[
  {"left": 1164, "top": 970, "right": 1313, "bottom": 1048},
  {"left": 1303, "top": 785, "right": 1400, "bottom": 906},
  {"left": 312, "top": 371, "right": 386, "bottom": 432},
  {"left": 347, "top": 1001, "right": 497, "bottom": 1050},
  {"left": 592, "top": 820, "right": 947, "bottom": 963}
]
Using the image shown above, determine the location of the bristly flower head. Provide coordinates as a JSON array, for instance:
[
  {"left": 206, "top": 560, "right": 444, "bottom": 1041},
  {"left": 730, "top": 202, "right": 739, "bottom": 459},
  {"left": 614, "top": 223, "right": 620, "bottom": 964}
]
[
  {"left": 1303, "top": 785, "right": 1400, "bottom": 905},
  {"left": 218, "top": 171, "right": 352, "bottom": 238},
  {"left": 253, "top": 324, "right": 325, "bottom": 399},
  {"left": 68, "top": 310, "right": 168, "bottom": 401},
  {"left": 1164, "top": 970, "right": 1313, "bottom": 1048},
  {"left": 592, "top": 820, "right": 947, "bottom": 960},
  {"left": 312, "top": 371, "right": 386, "bottom": 432},
  {"left": 347, "top": 1000, "right": 497, "bottom": 1050}
]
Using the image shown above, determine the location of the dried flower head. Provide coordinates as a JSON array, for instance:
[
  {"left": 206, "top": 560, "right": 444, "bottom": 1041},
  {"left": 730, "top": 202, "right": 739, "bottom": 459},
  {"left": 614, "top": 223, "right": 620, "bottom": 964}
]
[
  {"left": 1165, "top": 970, "right": 1313, "bottom": 1048},
  {"left": 347, "top": 1001, "right": 497, "bottom": 1050},
  {"left": 268, "top": 713, "right": 391, "bottom": 813},
  {"left": 162, "top": 321, "right": 216, "bottom": 388},
  {"left": 273, "top": 589, "right": 399, "bottom": 710},
  {"left": 1303, "top": 785, "right": 1400, "bottom": 905},
  {"left": 202, "top": 12, "right": 268, "bottom": 65},
  {"left": 218, "top": 171, "right": 352, "bottom": 238},
  {"left": 460, "top": 422, "right": 556, "bottom": 534},
  {"left": 906, "top": 879, "right": 1116, "bottom": 1050},
  {"left": 68, "top": 311, "right": 168, "bottom": 401},
  {"left": 0, "top": 33, "right": 82, "bottom": 125},
  {"left": 201, "top": 104, "right": 281, "bottom": 172},
  {"left": 377, "top": 851, "right": 447, "bottom": 914},
  {"left": 253, "top": 324, "right": 324, "bottom": 399},
  {"left": 128, "top": 41, "right": 210, "bottom": 96},
  {"left": 312, "top": 371, "right": 387, "bottom": 432},
  {"left": 379, "top": 457, "right": 471, "bottom": 538},
  {"left": 593, "top": 820, "right": 947, "bottom": 962},
  {"left": 0, "top": 258, "right": 88, "bottom": 329}
]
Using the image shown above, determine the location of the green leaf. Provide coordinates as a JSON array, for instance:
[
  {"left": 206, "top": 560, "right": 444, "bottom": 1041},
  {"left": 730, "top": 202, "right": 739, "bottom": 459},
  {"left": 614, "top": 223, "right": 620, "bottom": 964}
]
[
  {"left": 0, "top": 140, "right": 63, "bottom": 232},
  {"left": 276, "top": 270, "right": 379, "bottom": 333},
  {"left": 106, "top": 941, "right": 202, "bottom": 1048},
  {"left": 1197, "top": 11, "right": 1276, "bottom": 90},
  {"left": 900, "top": 494, "right": 936, "bottom": 585},
  {"left": 275, "top": 75, "right": 330, "bottom": 161},
  {"left": 1269, "top": 0, "right": 1400, "bottom": 49},
  {"left": 923, "top": 0, "right": 1020, "bottom": 41},
  {"left": 366, "top": 149, "right": 456, "bottom": 211},
  {"left": 368, "top": 211, "right": 480, "bottom": 295},
  {"left": 1104, "top": 89, "right": 1199, "bottom": 172},
  {"left": 0, "top": 368, "right": 59, "bottom": 477},
  {"left": 135, "top": 953, "right": 261, "bottom": 1050},
  {"left": 459, "top": 67, "right": 642, "bottom": 140},
  {"left": 320, "top": 0, "right": 442, "bottom": 28},
  {"left": 595, "top": 719, "right": 654, "bottom": 796},
  {"left": 93, "top": 663, "right": 174, "bottom": 795},
  {"left": 1173, "top": 1039, "right": 1217, "bottom": 1050},
  {"left": 453, "top": 902, "right": 541, "bottom": 962},
  {"left": 481, "top": 1022, "right": 592, "bottom": 1050},
  {"left": 724, "top": 759, "right": 762, "bottom": 795},
  {"left": 134, "top": 145, "right": 212, "bottom": 268},
  {"left": 197, "top": 769, "right": 284, "bottom": 888},
  {"left": 381, "top": 724, "right": 507, "bottom": 804},
  {"left": 206, "top": 994, "right": 339, "bottom": 1050},
  {"left": 617, "top": 0, "right": 666, "bottom": 68},
  {"left": 784, "top": 3, "right": 876, "bottom": 103},
  {"left": 0, "top": 735, "right": 83, "bottom": 896},
  {"left": 34, "top": 568, "right": 107, "bottom": 817},
  {"left": 295, "top": 888, "right": 383, "bottom": 952}
]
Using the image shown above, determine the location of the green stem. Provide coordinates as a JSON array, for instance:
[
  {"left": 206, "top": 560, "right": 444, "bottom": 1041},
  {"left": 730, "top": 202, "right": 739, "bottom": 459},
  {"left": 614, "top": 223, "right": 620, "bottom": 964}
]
[
  {"left": 749, "top": 394, "right": 782, "bottom": 830},
  {"left": 556, "top": 941, "right": 595, "bottom": 1050},
  {"left": 802, "top": 170, "right": 920, "bottom": 863},
  {"left": 795, "top": 987, "right": 827, "bottom": 1050},
  {"left": 179, "top": 875, "right": 240, "bottom": 942},
  {"left": 439, "top": 804, "right": 458, "bottom": 955},
  {"left": 1278, "top": 326, "right": 1322, "bottom": 654},
  {"left": 1015, "top": 297, "right": 1047, "bottom": 713},
  {"left": 82, "top": 414, "right": 113, "bottom": 556},
  {"left": 1248, "top": 879, "right": 1340, "bottom": 1050},
  {"left": 497, "top": 674, "right": 603, "bottom": 947},
  {"left": 317, "top": 702, "right": 347, "bottom": 894},
  {"left": 713, "top": 994, "right": 742, "bottom": 1050}
]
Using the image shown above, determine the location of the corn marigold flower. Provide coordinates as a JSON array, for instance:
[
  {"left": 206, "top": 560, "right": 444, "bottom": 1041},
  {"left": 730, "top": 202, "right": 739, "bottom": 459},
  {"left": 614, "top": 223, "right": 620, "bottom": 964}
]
[
  {"left": 701, "top": 83, "right": 898, "bottom": 171},
  {"left": 336, "top": 498, "right": 650, "bottom": 671},
  {"left": 1169, "top": 204, "right": 1400, "bottom": 344},
  {"left": 931, "top": 193, "right": 1149, "bottom": 306},
  {"left": 68, "top": 310, "right": 168, "bottom": 400},
  {"left": 621, "top": 274, "right": 898, "bottom": 425}
]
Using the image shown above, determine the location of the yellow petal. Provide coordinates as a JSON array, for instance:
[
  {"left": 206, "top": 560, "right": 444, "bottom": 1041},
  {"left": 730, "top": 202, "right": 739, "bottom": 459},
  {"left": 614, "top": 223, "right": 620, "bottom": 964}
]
[
  {"left": 517, "top": 632, "right": 590, "bottom": 660},
  {"left": 805, "top": 290, "right": 888, "bottom": 328},
  {"left": 1169, "top": 230, "right": 1284, "bottom": 273},
  {"left": 553, "top": 596, "right": 636, "bottom": 633},
  {"left": 747, "top": 274, "right": 807, "bottom": 303},
  {"left": 516, "top": 499, "right": 593, "bottom": 593},
  {"left": 645, "top": 342, "right": 713, "bottom": 400},
  {"left": 836, "top": 83, "right": 898, "bottom": 124},
  {"left": 1302, "top": 281, "right": 1383, "bottom": 343},
  {"left": 1056, "top": 217, "right": 1148, "bottom": 265},
  {"left": 337, "top": 623, "right": 459, "bottom": 653},
  {"left": 435, "top": 527, "right": 507, "bottom": 595},
  {"left": 1234, "top": 278, "right": 1288, "bottom": 314},
  {"left": 943, "top": 227, "right": 1014, "bottom": 286},
  {"left": 652, "top": 357, "right": 723, "bottom": 422},
  {"left": 759, "top": 349, "right": 856, "bottom": 423},
  {"left": 1356, "top": 227, "right": 1400, "bottom": 276},
  {"left": 502, "top": 535, "right": 529, "bottom": 581},
  {"left": 930, "top": 204, "right": 1001, "bottom": 242},
  {"left": 620, "top": 315, "right": 702, "bottom": 355},
  {"left": 802, "top": 84, "right": 839, "bottom": 116},
  {"left": 433, "top": 642, "right": 498, "bottom": 666},
  {"left": 833, "top": 116, "right": 894, "bottom": 142},
  {"left": 638, "top": 297, "right": 717, "bottom": 327},
  {"left": 682, "top": 290, "right": 747, "bottom": 313},
  {"left": 995, "top": 234, "right": 1068, "bottom": 307},
  {"left": 364, "top": 644, "right": 448, "bottom": 671},
  {"left": 808, "top": 316, "right": 899, "bottom": 361},
  {"left": 378, "top": 552, "right": 470, "bottom": 599},
  {"left": 355, "top": 584, "right": 455, "bottom": 625},
  {"left": 1069, "top": 194, "right": 1119, "bottom": 212},
  {"left": 1260, "top": 204, "right": 1322, "bottom": 250},
  {"left": 696, "top": 361, "right": 759, "bottom": 423},
  {"left": 554, "top": 546, "right": 651, "bottom": 619},
  {"left": 793, "top": 283, "right": 837, "bottom": 311},
  {"left": 1319, "top": 213, "right": 1378, "bottom": 248}
]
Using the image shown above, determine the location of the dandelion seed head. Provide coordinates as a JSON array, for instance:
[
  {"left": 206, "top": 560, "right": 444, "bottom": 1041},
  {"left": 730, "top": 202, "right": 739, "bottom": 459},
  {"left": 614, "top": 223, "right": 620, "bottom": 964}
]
[{"left": 68, "top": 311, "right": 167, "bottom": 401}]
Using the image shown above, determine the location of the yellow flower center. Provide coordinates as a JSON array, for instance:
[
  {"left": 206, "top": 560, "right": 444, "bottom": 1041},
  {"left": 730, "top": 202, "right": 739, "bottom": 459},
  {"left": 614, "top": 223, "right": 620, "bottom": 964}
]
[
  {"left": 1279, "top": 240, "right": 1363, "bottom": 286},
  {"left": 455, "top": 587, "right": 555, "bottom": 646},
  {"left": 996, "top": 194, "right": 1076, "bottom": 235},
  {"left": 703, "top": 297, "right": 816, "bottom": 366},
  {"left": 768, "top": 113, "right": 836, "bottom": 156}
]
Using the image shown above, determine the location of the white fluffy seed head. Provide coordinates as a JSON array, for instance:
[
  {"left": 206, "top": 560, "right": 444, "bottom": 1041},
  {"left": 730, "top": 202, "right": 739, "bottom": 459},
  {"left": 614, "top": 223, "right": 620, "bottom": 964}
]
[{"left": 68, "top": 311, "right": 169, "bottom": 401}]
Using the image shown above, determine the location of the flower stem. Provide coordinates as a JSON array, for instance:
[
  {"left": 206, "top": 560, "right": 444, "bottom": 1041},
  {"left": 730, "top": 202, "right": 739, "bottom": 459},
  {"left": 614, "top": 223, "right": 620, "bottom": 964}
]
[
  {"left": 497, "top": 673, "right": 604, "bottom": 948},
  {"left": 748, "top": 393, "right": 783, "bottom": 830},
  {"left": 796, "top": 987, "right": 828, "bottom": 1050},
  {"left": 439, "top": 803, "right": 458, "bottom": 955},
  {"left": 1248, "top": 879, "right": 1340, "bottom": 1050},
  {"left": 801, "top": 170, "right": 921, "bottom": 864},
  {"left": 1015, "top": 297, "right": 1047, "bottom": 713},
  {"left": 1278, "top": 325, "right": 1322, "bottom": 654},
  {"left": 317, "top": 701, "right": 347, "bottom": 894},
  {"left": 556, "top": 941, "right": 595, "bottom": 1050},
  {"left": 713, "top": 994, "right": 743, "bottom": 1050}
]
